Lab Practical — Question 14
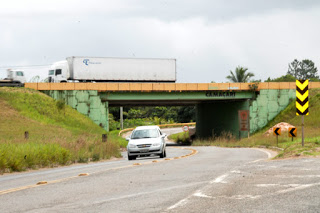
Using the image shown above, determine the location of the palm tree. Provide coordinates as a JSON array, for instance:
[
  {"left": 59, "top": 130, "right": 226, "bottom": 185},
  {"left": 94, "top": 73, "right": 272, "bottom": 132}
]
[{"left": 226, "top": 66, "right": 254, "bottom": 83}]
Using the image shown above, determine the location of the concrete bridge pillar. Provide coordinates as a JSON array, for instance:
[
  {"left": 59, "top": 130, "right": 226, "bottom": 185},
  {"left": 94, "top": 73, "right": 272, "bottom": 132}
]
[{"left": 196, "top": 100, "right": 250, "bottom": 139}]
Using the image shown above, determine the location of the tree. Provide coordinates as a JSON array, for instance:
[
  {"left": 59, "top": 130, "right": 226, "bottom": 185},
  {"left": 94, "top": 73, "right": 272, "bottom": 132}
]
[
  {"left": 287, "top": 59, "right": 319, "bottom": 80},
  {"left": 265, "top": 74, "right": 296, "bottom": 82},
  {"left": 177, "top": 106, "right": 196, "bottom": 123},
  {"left": 226, "top": 66, "right": 254, "bottom": 83}
]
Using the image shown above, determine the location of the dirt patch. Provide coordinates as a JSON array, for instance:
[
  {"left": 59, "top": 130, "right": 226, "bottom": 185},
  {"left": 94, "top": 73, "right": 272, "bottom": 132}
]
[{"left": 0, "top": 100, "right": 17, "bottom": 117}]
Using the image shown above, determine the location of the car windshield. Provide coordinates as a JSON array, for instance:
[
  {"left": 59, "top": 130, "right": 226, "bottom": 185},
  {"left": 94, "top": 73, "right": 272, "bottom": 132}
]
[{"left": 131, "top": 129, "right": 159, "bottom": 139}]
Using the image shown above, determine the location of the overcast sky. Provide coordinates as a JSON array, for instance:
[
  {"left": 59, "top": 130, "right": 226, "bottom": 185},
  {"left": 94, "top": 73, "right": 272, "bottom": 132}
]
[{"left": 1, "top": 0, "right": 320, "bottom": 82}]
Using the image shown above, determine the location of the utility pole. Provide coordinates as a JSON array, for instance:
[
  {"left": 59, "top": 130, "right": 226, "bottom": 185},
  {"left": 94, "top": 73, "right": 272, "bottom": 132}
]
[{"left": 120, "top": 106, "right": 123, "bottom": 130}]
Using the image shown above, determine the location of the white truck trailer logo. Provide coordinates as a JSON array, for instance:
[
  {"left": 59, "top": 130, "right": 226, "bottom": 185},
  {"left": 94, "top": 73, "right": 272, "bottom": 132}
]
[{"left": 83, "top": 59, "right": 89, "bottom": 66}]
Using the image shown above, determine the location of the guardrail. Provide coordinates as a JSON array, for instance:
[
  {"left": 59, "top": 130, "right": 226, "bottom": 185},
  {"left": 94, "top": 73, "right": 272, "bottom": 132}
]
[{"left": 118, "top": 122, "right": 196, "bottom": 136}]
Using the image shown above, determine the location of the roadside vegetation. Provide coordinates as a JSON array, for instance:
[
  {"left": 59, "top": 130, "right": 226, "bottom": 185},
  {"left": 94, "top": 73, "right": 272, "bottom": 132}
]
[
  {"left": 170, "top": 89, "right": 320, "bottom": 159},
  {"left": 168, "top": 131, "right": 191, "bottom": 145},
  {"left": 0, "top": 87, "right": 124, "bottom": 174},
  {"left": 109, "top": 106, "right": 196, "bottom": 131}
]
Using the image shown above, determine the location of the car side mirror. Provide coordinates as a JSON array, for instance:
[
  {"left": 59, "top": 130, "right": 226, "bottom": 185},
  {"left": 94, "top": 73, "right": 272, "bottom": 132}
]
[
  {"left": 161, "top": 134, "right": 167, "bottom": 138},
  {"left": 126, "top": 137, "right": 130, "bottom": 141}
]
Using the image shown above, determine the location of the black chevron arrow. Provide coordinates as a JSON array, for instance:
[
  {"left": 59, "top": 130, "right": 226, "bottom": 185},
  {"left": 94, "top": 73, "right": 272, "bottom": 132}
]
[
  {"left": 296, "top": 108, "right": 309, "bottom": 115},
  {"left": 296, "top": 97, "right": 309, "bottom": 106},
  {"left": 274, "top": 128, "right": 280, "bottom": 136},
  {"left": 289, "top": 128, "right": 296, "bottom": 137},
  {"left": 296, "top": 86, "right": 308, "bottom": 95}
]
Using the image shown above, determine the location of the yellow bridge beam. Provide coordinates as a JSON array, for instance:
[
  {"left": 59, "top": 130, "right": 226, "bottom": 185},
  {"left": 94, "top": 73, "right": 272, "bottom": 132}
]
[{"left": 24, "top": 82, "right": 320, "bottom": 92}]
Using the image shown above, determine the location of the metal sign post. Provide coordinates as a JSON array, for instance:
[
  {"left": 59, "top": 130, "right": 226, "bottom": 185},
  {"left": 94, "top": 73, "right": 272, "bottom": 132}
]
[
  {"left": 288, "top": 127, "right": 297, "bottom": 142},
  {"left": 302, "top": 115, "right": 304, "bottom": 147},
  {"left": 273, "top": 127, "right": 281, "bottom": 146}
]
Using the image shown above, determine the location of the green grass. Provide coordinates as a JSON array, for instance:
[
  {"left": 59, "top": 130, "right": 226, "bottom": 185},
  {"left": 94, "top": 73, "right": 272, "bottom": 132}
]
[
  {"left": 108, "top": 130, "right": 128, "bottom": 148},
  {"left": 0, "top": 143, "right": 71, "bottom": 172},
  {"left": 168, "top": 131, "right": 191, "bottom": 145},
  {"left": 0, "top": 87, "right": 105, "bottom": 135},
  {"left": 190, "top": 89, "right": 320, "bottom": 159},
  {"left": 0, "top": 87, "right": 124, "bottom": 174}
]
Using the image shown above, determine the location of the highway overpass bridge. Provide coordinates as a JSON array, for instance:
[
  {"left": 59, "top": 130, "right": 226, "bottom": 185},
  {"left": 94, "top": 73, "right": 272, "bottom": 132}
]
[{"left": 25, "top": 82, "right": 320, "bottom": 138}]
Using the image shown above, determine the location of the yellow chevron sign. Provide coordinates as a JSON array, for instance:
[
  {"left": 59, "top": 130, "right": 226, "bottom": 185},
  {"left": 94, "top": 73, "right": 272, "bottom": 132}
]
[{"left": 296, "top": 80, "right": 309, "bottom": 115}]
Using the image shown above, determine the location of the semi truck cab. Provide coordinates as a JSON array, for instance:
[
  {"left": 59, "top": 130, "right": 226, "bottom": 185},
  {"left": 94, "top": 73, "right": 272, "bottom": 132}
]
[
  {"left": 6, "top": 69, "right": 26, "bottom": 83},
  {"left": 48, "top": 61, "right": 69, "bottom": 83},
  {"left": 0, "top": 69, "right": 26, "bottom": 87}
]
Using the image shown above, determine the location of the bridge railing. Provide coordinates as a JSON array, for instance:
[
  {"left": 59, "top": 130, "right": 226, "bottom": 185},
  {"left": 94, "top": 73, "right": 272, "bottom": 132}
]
[{"left": 25, "top": 82, "right": 320, "bottom": 91}]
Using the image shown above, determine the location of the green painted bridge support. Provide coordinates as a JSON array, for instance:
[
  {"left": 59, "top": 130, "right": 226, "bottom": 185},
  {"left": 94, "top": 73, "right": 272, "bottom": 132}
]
[
  {"left": 249, "top": 89, "right": 295, "bottom": 133},
  {"left": 43, "top": 90, "right": 109, "bottom": 131},
  {"left": 196, "top": 100, "right": 250, "bottom": 139},
  {"left": 42, "top": 89, "right": 296, "bottom": 138}
]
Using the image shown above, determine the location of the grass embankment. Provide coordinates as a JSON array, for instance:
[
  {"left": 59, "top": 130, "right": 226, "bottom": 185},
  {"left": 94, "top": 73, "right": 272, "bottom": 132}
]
[
  {"left": 171, "top": 89, "right": 320, "bottom": 158},
  {"left": 0, "top": 87, "right": 126, "bottom": 174}
]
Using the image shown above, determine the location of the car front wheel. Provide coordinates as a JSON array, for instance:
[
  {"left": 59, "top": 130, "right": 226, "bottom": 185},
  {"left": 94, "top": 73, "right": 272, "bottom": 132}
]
[
  {"left": 159, "top": 148, "right": 166, "bottom": 158},
  {"left": 128, "top": 155, "right": 136, "bottom": 160}
]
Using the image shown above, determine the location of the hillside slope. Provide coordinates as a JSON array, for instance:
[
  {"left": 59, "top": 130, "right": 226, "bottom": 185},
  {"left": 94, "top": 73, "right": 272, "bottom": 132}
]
[
  {"left": 0, "top": 87, "right": 121, "bottom": 174},
  {"left": 237, "top": 88, "right": 320, "bottom": 157},
  {"left": 261, "top": 89, "right": 320, "bottom": 136}
]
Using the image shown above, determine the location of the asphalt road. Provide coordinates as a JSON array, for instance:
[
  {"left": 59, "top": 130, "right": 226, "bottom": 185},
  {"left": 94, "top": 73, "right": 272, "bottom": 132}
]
[{"left": 1, "top": 143, "right": 320, "bottom": 212}]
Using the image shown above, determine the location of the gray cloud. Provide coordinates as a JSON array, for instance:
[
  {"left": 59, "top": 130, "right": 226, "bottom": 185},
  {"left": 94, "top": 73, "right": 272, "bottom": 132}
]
[{"left": 1, "top": 0, "right": 320, "bottom": 82}]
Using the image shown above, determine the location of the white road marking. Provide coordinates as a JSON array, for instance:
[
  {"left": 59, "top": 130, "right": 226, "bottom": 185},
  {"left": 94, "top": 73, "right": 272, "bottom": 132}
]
[
  {"left": 250, "top": 148, "right": 272, "bottom": 162},
  {"left": 254, "top": 182, "right": 320, "bottom": 200},
  {"left": 303, "top": 159, "right": 314, "bottom": 162},
  {"left": 91, "top": 181, "right": 208, "bottom": 205},
  {"left": 230, "top": 194, "right": 261, "bottom": 200},
  {"left": 248, "top": 148, "right": 273, "bottom": 163},
  {"left": 256, "top": 184, "right": 281, "bottom": 187},
  {"left": 249, "top": 159, "right": 264, "bottom": 163},
  {"left": 276, "top": 183, "right": 319, "bottom": 194},
  {"left": 275, "top": 175, "right": 320, "bottom": 178},
  {"left": 166, "top": 149, "right": 276, "bottom": 211},
  {"left": 193, "top": 191, "right": 212, "bottom": 198},
  {"left": 167, "top": 172, "right": 231, "bottom": 211},
  {"left": 167, "top": 198, "right": 189, "bottom": 210},
  {"left": 211, "top": 174, "right": 229, "bottom": 184}
]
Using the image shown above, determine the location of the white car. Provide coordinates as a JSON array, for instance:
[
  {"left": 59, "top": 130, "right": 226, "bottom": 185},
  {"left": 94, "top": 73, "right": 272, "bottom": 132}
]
[{"left": 126, "top": 126, "right": 167, "bottom": 160}]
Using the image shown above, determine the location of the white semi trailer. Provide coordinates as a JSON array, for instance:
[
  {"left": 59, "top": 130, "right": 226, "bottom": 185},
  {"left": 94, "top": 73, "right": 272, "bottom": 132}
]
[{"left": 48, "top": 57, "right": 176, "bottom": 83}]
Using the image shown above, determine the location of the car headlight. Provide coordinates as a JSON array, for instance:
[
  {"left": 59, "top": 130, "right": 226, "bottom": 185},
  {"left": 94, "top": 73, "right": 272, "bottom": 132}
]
[
  {"left": 152, "top": 143, "right": 161, "bottom": 147},
  {"left": 128, "top": 144, "right": 137, "bottom": 148}
]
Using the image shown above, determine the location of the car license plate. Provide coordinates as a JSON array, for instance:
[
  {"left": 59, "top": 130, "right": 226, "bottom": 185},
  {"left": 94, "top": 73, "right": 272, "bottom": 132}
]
[{"left": 140, "top": 149, "right": 149, "bottom": 153}]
